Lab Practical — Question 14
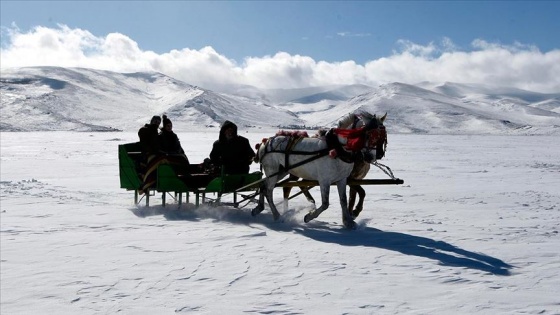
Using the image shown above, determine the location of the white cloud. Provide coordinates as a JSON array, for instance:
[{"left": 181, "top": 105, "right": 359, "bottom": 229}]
[
  {"left": 395, "top": 39, "right": 438, "bottom": 58},
  {"left": 337, "top": 31, "right": 372, "bottom": 37},
  {"left": 471, "top": 39, "right": 540, "bottom": 53},
  {"left": 440, "top": 37, "right": 458, "bottom": 52},
  {"left": 1, "top": 25, "right": 559, "bottom": 93}
]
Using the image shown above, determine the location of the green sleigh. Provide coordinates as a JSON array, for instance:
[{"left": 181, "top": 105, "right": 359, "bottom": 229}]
[{"left": 118, "top": 142, "right": 262, "bottom": 208}]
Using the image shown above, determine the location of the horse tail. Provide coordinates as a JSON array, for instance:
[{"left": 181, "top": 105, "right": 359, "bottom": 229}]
[{"left": 254, "top": 137, "right": 269, "bottom": 163}]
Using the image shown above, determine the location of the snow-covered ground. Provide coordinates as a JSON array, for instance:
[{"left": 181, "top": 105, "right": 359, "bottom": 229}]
[{"left": 1, "top": 131, "right": 559, "bottom": 314}]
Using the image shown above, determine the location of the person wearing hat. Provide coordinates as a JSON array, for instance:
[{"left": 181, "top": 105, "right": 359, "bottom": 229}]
[
  {"left": 158, "top": 115, "right": 195, "bottom": 176},
  {"left": 137, "top": 115, "right": 165, "bottom": 193},
  {"left": 208, "top": 120, "right": 255, "bottom": 174},
  {"left": 138, "top": 115, "right": 161, "bottom": 157},
  {"left": 159, "top": 115, "right": 186, "bottom": 156}
]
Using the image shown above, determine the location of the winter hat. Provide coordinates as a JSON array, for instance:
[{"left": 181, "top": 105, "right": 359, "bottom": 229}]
[
  {"left": 219, "top": 120, "right": 238, "bottom": 141},
  {"left": 150, "top": 115, "right": 161, "bottom": 124},
  {"left": 162, "top": 115, "right": 172, "bottom": 126}
]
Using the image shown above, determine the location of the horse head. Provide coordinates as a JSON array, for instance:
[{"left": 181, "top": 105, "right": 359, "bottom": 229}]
[
  {"left": 365, "top": 112, "right": 388, "bottom": 160},
  {"left": 337, "top": 111, "right": 388, "bottom": 161}
]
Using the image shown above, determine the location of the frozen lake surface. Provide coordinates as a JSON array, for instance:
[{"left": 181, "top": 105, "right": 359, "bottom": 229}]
[{"left": 1, "top": 131, "right": 559, "bottom": 314}]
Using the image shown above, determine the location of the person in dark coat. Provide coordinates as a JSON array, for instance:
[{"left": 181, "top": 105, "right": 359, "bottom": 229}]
[
  {"left": 137, "top": 115, "right": 164, "bottom": 193},
  {"left": 158, "top": 115, "right": 194, "bottom": 175},
  {"left": 209, "top": 120, "right": 255, "bottom": 174},
  {"left": 159, "top": 115, "right": 186, "bottom": 156},
  {"left": 138, "top": 115, "right": 161, "bottom": 157}
]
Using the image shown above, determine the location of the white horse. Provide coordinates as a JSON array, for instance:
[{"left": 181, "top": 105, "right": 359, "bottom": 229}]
[
  {"left": 251, "top": 112, "right": 387, "bottom": 229},
  {"left": 281, "top": 112, "right": 387, "bottom": 219}
]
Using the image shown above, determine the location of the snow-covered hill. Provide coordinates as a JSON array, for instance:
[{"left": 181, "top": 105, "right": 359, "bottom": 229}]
[
  {"left": 295, "top": 82, "right": 560, "bottom": 135},
  {"left": 1, "top": 66, "right": 559, "bottom": 134},
  {"left": 0, "top": 67, "right": 303, "bottom": 132}
]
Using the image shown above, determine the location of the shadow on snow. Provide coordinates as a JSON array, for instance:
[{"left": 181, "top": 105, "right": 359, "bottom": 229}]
[
  {"left": 293, "top": 223, "right": 513, "bottom": 276},
  {"left": 130, "top": 204, "right": 513, "bottom": 276}
]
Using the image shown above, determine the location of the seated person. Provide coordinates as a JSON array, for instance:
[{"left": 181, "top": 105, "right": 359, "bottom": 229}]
[
  {"left": 136, "top": 114, "right": 202, "bottom": 193},
  {"left": 159, "top": 115, "right": 187, "bottom": 157},
  {"left": 138, "top": 115, "right": 161, "bottom": 161},
  {"left": 137, "top": 115, "right": 164, "bottom": 193},
  {"left": 208, "top": 120, "right": 255, "bottom": 174},
  {"left": 158, "top": 115, "right": 203, "bottom": 175}
]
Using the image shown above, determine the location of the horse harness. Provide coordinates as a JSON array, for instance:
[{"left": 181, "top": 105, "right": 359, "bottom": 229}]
[
  {"left": 260, "top": 126, "right": 383, "bottom": 174},
  {"left": 331, "top": 125, "right": 388, "bottom": 160},
  {"left": 260, "top": 135, "right": 332, "bottom": 175}
]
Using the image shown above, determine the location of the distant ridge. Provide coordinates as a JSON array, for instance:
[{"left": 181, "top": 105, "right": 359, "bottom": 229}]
[
  {"left": 1, "top": 66, "right": 559, "bottom": 135},
  {"left": 0, "top": 66, "right": 303, "bottom": 132}
]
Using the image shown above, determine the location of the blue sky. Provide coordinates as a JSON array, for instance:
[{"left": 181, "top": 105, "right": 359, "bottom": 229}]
[
  {"left": 2, "top": 1, "right": 559, "bottom": 63},
  {"left": 1, "top": 1, "right": 559, "bottom": 92}
]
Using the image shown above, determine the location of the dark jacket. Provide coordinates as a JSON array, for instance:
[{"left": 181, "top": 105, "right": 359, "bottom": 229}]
[
  {"left": 209, "top": 121, "right": 255, "bottom": 174},
  {"left": 159, "top": 129, "right": 185, "bottom": 155},
  {"left": 138, "top": 123, "right": 160, "bottom": 155}
]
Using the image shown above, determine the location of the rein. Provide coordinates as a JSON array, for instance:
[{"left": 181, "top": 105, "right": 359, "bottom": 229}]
[{"left": 235, "top": 146, "right": 330, "bottom": 193}]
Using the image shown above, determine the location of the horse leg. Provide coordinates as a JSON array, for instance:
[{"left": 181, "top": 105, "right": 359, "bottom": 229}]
[
  {"left": 282, "top": 175, "right": 315, "bottom": 211},
  {"left": 301, "top": 187, "right": 316, "bottom": 204},
  {"left": 251, "top": 183, "right": 266, "bottom": 216},
  {"left": 282, "top": 186, "right": 292, "bottom": 212},
  {"left": 265, "top": 186, "right": 281, "bottom": 221},
  {"left": 253, "top": 176, "right": 281, "bottom": 221},
  {"left": 337, "top": 179, "right": 356, "bottom": 229},
  {"left": 304, "top": 183, "right": 330, "bottom": 223},
  {"left": 348, "top": 186, "right": 357, "bottom": 214},
  {"left": 351, "top": 185, "right": 366, "bottom": 219},
  {"left": 285, "top": 184, "right": 315, "bottom": 205}
]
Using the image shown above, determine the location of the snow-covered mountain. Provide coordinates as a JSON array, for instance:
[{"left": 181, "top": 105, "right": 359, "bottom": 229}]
[
  {"left": 0, "top": 67, "right": 303, "bottom": 132},
  {"left": 1, "top": 66, "right": 559, "bottom": 134},
  {"left": 334, "top": 82, "right": 560, "bottom": 135}
]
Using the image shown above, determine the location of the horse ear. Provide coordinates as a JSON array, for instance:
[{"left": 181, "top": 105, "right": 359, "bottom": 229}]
[{"left": 381, "top": 112, "right": 387, "bottom": 123}]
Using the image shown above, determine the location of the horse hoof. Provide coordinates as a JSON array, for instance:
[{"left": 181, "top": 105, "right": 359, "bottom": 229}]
[
  {"left": 251, "top": 206, "right": 263, "bottom": 217},
  {"left": 273, "top": 213, "right": 280, "bottom": 221},
  {"left": 304, "top": 213, "right": 312, "bottom": 223},
  {"left": 351, "top": 209, "right": 362, "bottom": 219},
  {"left": 344, "top": 219, "right": 357, "bottom": 230}
]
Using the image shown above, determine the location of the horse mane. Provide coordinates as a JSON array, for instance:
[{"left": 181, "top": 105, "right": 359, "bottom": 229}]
[
  {"left": 337, "top": 111, "right": 377, "bottom": 129},
  {"left": 337, "top": 113, "right": 358, "bottom": 128},
  {"left": 359, "top": 112, "right": 376, "bottom": 124}
]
